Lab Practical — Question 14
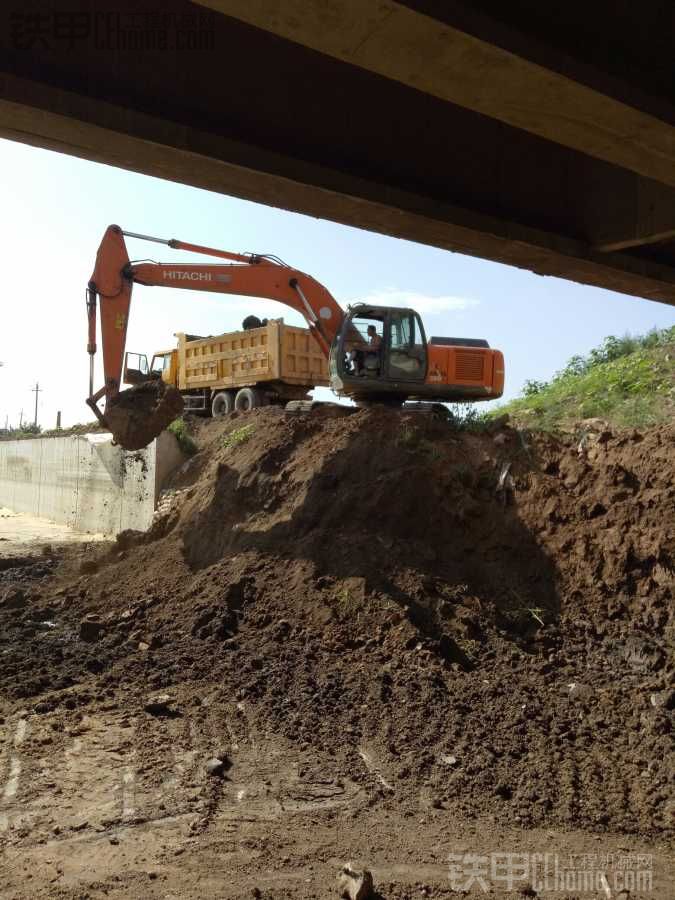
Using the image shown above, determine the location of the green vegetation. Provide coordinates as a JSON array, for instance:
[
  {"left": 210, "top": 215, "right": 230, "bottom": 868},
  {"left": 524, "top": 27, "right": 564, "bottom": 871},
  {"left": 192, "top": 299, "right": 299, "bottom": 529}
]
[
  {"left": 333, "top": 587, "right": 354, "bottom": 622},
  {"left": 168, "top": 418, "right": 198, "bottom": 455},
  {"left": 448, "top": 404, "right": 493, "bottom": 432},
  {"left": 493, "top": 326, "right": 675, "bottom": 431},
  {"left": 0, "top": 423, "right": 42, "bottom": 440},
  {"left": 222, "top": 423, "right": 256, "bottom": 449},
  {"left": 397, "top": 408, "right": 492, "bottom": 452}
]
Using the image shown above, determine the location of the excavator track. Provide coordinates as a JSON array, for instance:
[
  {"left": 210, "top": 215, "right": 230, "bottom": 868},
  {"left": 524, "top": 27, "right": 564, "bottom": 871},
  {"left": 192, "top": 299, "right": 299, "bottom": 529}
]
[
  {"left": 284, "top": 400, "right": 355, "bottom": 416},
  {"left": 285, "top": 399, "right": 450, "bottom": 420}
]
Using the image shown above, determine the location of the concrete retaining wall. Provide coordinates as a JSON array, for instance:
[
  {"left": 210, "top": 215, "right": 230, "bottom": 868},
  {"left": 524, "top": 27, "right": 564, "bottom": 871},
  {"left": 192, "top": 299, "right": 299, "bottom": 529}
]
[{"left": 0, "top": 431, "right": 183, "bottom": 535}]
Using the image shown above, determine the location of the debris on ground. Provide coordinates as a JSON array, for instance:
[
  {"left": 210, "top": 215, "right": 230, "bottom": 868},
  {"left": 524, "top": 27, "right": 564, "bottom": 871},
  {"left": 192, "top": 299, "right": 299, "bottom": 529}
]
[{"left": 339, "top": 861, "right": 375, "bottom": 900}]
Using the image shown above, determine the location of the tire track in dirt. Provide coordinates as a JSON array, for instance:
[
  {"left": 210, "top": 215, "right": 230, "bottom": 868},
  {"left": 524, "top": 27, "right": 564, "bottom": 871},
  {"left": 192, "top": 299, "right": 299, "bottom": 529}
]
[{"left": 0, "top": 717, "right": 28, "bottom": 833}]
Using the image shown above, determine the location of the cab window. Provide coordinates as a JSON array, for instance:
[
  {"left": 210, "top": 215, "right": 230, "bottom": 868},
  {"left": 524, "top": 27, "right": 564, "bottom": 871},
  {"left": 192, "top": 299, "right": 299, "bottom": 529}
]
[
  {"left": 132, "top": 353, "right": 149, "bottom": 375},
  {"left": 150, "top": 354, "right": 171, "bottom": 376},
  {"left": 388, "top": 311, "right": 426, "bottom": 380},
  {"left": 350, "top": 316, "right": 383, "bottom": 345},
  {"left": 123, "top": 352, "right": 150, "bottom": 385},
  {"left": 390, "top": 313, "right": 413, "bottom": 348}
]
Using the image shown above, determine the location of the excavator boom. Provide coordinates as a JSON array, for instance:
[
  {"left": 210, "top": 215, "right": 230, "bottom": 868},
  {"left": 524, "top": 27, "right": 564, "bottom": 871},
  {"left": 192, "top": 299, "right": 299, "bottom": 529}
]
[{"left": 129, "top": 262, "right": 343, "bottom": 355}]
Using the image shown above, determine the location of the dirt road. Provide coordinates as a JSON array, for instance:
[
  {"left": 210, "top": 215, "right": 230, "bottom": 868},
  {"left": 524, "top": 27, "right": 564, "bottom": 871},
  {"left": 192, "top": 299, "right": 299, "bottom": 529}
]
[
  {"left": 1, "top": 679, "right": 671, "bottom": 898},
  {"left": 1, "top": 711, "right": 671, "bottom": 898},
  {"left": 0, "top": 507, "right": 105, "bottom": 557}
]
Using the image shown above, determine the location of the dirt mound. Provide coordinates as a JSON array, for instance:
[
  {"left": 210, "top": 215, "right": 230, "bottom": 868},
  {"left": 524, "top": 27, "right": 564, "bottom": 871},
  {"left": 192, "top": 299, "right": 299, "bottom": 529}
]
[
  {"left": 1, "top": 407, "right": 673, "bottom": 839},
  {"left": 105, "top": 380, "right": 184, "bottom": 450}
]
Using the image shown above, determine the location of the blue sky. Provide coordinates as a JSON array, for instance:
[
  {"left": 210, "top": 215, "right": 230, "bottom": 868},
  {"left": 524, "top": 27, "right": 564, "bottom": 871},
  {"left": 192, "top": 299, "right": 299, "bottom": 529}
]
[{"left": 0, "top": 136, "right": 673, "bottom": 428}]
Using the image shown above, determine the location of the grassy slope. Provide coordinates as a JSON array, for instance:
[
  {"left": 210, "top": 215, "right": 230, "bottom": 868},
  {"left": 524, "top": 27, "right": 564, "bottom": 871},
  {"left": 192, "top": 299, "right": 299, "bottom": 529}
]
[{"left": 493, "top": 328, "right": 675, "bottom": 430}]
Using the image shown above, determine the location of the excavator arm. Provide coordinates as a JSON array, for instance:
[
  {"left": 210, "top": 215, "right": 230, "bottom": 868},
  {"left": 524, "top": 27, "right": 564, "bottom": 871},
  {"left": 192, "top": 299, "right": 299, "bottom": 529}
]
[{"left": 86, "top": 225, "right": 345, "bottom": 441}]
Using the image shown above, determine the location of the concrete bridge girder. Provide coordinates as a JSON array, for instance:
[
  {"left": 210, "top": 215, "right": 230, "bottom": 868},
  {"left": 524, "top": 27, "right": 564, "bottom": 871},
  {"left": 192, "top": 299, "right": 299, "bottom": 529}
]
[{"left": 1, "top": 0, "right": 675, "bottom": 304}]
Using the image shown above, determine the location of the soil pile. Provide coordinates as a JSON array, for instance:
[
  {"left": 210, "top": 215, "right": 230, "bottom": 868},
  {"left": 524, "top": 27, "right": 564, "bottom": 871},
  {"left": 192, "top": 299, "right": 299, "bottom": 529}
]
[{"left": 1, "top": 407, "right": 673, "bottom": 837}]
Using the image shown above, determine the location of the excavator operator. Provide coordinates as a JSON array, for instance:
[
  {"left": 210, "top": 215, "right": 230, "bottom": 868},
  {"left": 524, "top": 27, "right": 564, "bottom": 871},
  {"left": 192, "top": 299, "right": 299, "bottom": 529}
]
[
  {"left": 349, "top": 324, "right": 382, "bottom": 376},
  {"left": 366, "top": 324, "right": 382, "bottom": 351}
]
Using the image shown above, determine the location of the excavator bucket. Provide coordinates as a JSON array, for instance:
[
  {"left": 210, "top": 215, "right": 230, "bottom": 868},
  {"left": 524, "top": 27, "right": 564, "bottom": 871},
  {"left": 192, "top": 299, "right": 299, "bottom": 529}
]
[{"left": 104, "top": 380, "right": 184, "bottom": 451}]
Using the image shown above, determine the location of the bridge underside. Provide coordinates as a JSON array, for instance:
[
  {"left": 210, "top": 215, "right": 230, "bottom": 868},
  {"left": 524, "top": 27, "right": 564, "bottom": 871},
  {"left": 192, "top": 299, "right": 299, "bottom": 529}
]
[{"left": 2, "top": 1, "right": 675, "bottom": 304}]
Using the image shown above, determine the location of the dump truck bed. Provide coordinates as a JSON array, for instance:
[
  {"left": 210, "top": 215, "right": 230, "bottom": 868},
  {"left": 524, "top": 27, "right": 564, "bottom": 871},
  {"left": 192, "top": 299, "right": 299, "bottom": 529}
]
[{"left": 176, "top": 320, "right": 329, "bottom": 394}]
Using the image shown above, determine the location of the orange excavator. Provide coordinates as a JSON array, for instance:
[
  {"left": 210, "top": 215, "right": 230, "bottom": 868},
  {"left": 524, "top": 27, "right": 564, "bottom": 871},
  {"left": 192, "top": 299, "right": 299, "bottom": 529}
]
[{"left": 87, "top": 225, "right": 504, "bottom": 449}]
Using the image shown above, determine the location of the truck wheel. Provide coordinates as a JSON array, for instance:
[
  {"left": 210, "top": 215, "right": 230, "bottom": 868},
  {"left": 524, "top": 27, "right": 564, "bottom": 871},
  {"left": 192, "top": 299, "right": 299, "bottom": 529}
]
[
  {"left": 234, "top": 387, "right": 268, "bottom": 411},
  {"left": 211, "top": 391, "right": 235, "bottom": 417}
]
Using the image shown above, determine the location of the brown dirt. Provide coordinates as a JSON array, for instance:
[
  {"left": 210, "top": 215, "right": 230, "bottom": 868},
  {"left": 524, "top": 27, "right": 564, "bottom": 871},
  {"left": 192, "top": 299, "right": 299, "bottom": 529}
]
[
  {"left": 105, "top": 380, "right": 184, "bottom": 450},
  {"left": 0, "top": 407, "right": 673, "bottom": 897}
]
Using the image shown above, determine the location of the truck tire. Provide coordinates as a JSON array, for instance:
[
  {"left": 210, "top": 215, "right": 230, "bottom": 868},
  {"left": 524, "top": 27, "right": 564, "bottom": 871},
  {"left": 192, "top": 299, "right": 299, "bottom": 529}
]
[
  {"left": 211, "top": 391, "right": 235, "bottom": 417},
  {"left": 234, "top": 387, "right": 268, "bottom": 411}
]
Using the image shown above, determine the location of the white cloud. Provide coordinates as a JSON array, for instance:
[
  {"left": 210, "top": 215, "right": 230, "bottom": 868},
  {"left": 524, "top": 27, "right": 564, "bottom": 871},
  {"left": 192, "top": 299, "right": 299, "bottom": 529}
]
[{"left": 350, "top": 288, "right": 480, "bottom": 316}]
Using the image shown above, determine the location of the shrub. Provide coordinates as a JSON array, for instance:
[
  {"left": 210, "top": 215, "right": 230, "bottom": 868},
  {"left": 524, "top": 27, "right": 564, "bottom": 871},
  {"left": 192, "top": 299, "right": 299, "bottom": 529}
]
[
  {"left": 168, "top": 418, "right": 198, "bottom": 455},
  {"left": 448, "top": 404, "right": 492, "bottom": 432},
  {"left": 523, "top": 379, "right": 546, "bottom": 397},
  {"left": 222, "top": 424, "right": 256, "bottom": 449}
]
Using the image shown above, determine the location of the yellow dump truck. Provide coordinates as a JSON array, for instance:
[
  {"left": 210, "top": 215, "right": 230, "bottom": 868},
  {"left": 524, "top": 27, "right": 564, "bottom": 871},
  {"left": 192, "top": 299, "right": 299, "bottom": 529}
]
[{"left": 124, "top": 319, "right": 329, "bottom": 415}]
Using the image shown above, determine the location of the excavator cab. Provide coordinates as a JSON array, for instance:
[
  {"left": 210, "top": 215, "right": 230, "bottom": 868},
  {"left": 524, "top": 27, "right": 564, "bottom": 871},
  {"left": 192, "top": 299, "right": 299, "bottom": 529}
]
[{"left": 329, "top": 304, "right": 428, "bottom": 401}]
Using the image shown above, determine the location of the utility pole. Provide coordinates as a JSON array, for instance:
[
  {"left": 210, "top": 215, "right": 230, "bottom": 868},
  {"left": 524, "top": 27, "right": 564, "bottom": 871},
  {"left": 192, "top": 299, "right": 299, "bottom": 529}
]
[{"left": 31, "top": 382, "right": 42, "bottom": 428}]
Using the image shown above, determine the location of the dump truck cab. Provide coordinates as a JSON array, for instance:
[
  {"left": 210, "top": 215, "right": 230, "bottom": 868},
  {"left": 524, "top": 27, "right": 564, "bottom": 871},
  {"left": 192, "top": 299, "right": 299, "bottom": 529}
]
[
  {"left": 150, "top": 350, "right": 178, "bottom": 386},
  {"left": 123, "top": 350, "right": 176, "bottom": 386}
]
